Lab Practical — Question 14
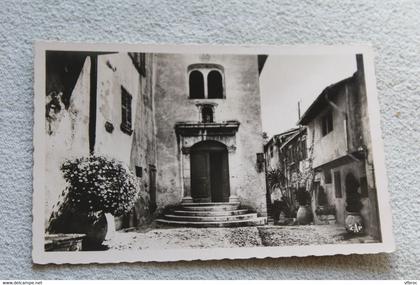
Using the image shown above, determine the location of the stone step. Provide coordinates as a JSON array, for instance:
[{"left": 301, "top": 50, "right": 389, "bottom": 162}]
[
  {"left": 156, "top": 217, "right": 267, "bottom": 228},
  {"left": 164, "top": 213, "right": 258, "bottom": 222},
  {"left": 173, "top": 209, "right": 249, "bottom": 216},
  {"left": 180, "top": 204, "right": 240, "bottom": 211},
  {"left": 181, "top": 202, "right": 240, "bottom": 207}
]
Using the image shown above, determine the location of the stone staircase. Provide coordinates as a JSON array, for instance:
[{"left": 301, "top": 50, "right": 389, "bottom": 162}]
[{"left": 156, "top": 202, "right": 267, "bottom": 228}]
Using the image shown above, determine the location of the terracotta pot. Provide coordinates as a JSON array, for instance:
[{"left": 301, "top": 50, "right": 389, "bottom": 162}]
[
  {"left": 104, "top": 213, "right": 115, "bottom": 240},
  {"left": 48, "top": 208, "right": 108, "bottom": 250},
  {"left": 83, "top": 211, "right": 108, "bottom": 247},
  {"left": 345, "top": 212, "right": 364, "bottom": 234},
  {"left": 296, "top": 205, "right": 312, "bottom": 225},
  {"left": 63, "top": 210, "right": 107, "bottom": 249}
]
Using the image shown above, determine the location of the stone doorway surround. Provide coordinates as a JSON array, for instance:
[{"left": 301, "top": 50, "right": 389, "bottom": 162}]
[{"left": 175, "top": 120, "right": 240, "bottom": 203}]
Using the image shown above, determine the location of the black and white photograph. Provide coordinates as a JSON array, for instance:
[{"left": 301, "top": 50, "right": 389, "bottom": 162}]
[{"left": 33, "top": 42, "right": 394, "bottom": 263}]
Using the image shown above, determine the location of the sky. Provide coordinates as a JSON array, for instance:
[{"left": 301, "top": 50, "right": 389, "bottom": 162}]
[{"left": 259, "top": 54, "right": 357, "bottom": 137}]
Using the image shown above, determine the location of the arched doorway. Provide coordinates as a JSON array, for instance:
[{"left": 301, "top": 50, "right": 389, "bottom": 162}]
[{"left": 190, "top": 140, "right": 230, "bottom": 202}]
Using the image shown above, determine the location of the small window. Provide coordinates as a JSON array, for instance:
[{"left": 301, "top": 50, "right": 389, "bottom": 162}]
[
  {"left": 201, "top": 105, "right": 214, "bottom": 123},
  {"left": 321, "top": 110, "right": 333, "bottom": 136},
  {"left": 120, "top": 86, "right": 133, "bottom": 135},
  {"left": 334, "top": 171, "right": 342, "bottom": 198},
  {"left": 208, "top": 70, "right": 224, "bottom": 99},
  {"left": 270, "top": 146, "right": 274, "bottom": 158},
  {"left": 189, "top": 70, "right": 205, "bottom": 99},
  {"left": 135, "top": 166, "right": 142, "bottom": 178}
]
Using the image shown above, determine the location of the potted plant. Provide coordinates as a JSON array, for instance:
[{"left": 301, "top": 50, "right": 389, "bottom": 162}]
[
  {"left": 295, "top": 187, "right": 312, "bottom": 225},
  {"left": 266, "top": 168, "right": 293, "bottom": 221},
  {"left": 47, "top": 155, "right": 141, "bottom": 250},
  {"left": 344, "top": 173, "right": 364, "bottom": 234}
]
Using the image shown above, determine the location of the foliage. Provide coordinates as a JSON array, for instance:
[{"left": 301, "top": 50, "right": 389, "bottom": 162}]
[
  {"left": 60, "top": 155, "right": 140, "bottom": 216},
  {"left": 266, "top": 168, "right": 286, "bottom": 192},
  {"left": 296, "top": 187, "right": 311, "bottom": 206},
  {"left": 289, "top": 128, "right": 316, "bottom": 198}
]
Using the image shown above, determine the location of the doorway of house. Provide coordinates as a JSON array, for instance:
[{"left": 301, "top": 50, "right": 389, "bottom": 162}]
[{"left": 190, "top": 140, "right": 230, "bottom": 202}]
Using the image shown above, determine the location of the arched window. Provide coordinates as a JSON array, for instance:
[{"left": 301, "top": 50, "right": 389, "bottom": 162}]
[
  {"left": 207, "top": 70, "right": 224, "bottom": 99},
  {"left": 201, "top": 105, "right": 214, "bottom": 123},
  {"left": 189, "top": 70, "right": 204, "bottom": 99},
  {"left": 188, "top": 64, "right": 225, "bottom": 99}
]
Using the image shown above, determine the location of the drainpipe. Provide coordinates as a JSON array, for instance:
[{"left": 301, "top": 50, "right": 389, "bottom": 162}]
[{"left": 324, "top": 87, "right": 360, "bottom": 162}]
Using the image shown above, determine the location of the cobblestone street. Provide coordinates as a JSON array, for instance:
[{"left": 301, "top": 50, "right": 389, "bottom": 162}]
[{"left": 104, "top": 224, "right": 378, "bottom": 251}]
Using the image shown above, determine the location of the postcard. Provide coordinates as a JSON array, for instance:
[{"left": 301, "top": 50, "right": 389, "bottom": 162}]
[{"left": 33, "top": 42, "right": 394, "bottom": 263}]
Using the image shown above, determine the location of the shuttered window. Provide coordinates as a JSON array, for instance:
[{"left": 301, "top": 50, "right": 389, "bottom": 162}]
[{"left": 120, "top": 86, "right": 133, "bottom": 135}]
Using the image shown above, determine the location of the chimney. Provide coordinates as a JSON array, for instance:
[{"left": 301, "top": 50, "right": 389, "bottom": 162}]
[
  {"left": 356, "top": 54, "right": 365, "bottom": 81},
  {"left": 298, "top": 100, "right": 301, "bottom": 120}
]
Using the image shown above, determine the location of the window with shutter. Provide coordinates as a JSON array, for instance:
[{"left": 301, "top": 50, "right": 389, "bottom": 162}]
[{"left": 120, "top": 86, "right": 133, "bottom": 135}]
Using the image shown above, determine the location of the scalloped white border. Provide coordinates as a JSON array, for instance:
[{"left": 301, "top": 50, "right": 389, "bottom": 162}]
[{"left": 32, "top": 41, "right": 395, "bottom": 264}]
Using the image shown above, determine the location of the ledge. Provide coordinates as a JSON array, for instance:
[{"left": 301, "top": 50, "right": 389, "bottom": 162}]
[
  {"left": 175, "top": 121, "right": 240, "bottom": 137},
  {"left": 313, "top": 150, "right": 366, "bottom": 170}
]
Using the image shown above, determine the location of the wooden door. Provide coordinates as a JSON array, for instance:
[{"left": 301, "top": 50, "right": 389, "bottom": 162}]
[
  {"left": 190, "top": 151, "right": 211, "bottom": 201},
  {"left": 190, "top": 141, "right": 230, "bottom": 203},
  {"left": 210, "top": 151, "right": 230, "bottom": 202}
]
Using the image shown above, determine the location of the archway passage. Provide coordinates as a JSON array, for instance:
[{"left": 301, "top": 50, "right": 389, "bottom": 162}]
[{"left": 190, "top": 141, "right": 230, "bottom": 202}]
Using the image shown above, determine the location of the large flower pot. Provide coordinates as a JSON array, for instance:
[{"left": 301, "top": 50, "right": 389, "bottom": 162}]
[
  {"left": 105, "top": 213, "right": 116, "bottom": 240},
  {"left": 82, "top": 211, "right": 108, "bottom": 248},
  {"left": 345, "top": 212, "right": 364, "bottom": 234},
  {"left": 48, "top": 209, "right": 108, "bottom": 250},
  {"left": 296, "top": 205, "right": 312, "bottom": 225}
]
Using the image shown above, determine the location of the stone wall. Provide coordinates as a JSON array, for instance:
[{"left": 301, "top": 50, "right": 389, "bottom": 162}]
[
  {"left": 95, "top": 53, "right": 141, "bottom": 165},
  {"left": 129, "top": 53, "right": 157, "bottom": 226},
  {"left": 45, "top": 55, "right": 91, "bottom": 228},
  {"left": 355, "top": 55, "right": 380, "bottom": 239},
  {"left": 95, "top": 52, "right": 157, "bottom": 228},
  {"left": 308, "top": 86, "right": 349, "bottom": 169}
]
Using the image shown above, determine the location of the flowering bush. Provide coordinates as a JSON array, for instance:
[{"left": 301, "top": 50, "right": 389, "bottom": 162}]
[{"left": 60, "top": 155, "right": 140, "bottom": 216}]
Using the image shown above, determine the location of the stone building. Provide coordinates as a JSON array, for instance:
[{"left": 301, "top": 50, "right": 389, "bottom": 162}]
[
  {"left": 264, "top": 127, "right": 308, "bottom": 215},
  {"left": 298, "top": 54, "right": 380, "bottom": 239},
  {"left": 264, "top": 128, "right": 300, "bottom": 171},
  {"left": 45, "top": 52, "right": 268, "bottom": 229},
  {"left": 153, "top": 54, "right": 268, "bottom": 226}
]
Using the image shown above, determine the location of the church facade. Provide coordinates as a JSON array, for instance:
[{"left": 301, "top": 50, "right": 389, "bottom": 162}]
[{"left": 153, "top": 54, "right": 267, "bottom": 215}]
